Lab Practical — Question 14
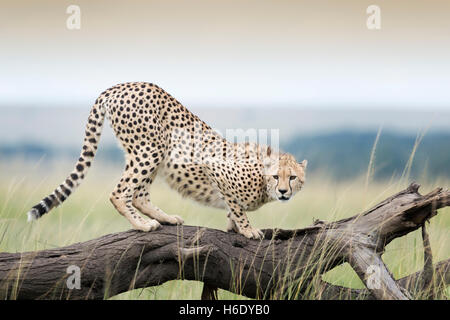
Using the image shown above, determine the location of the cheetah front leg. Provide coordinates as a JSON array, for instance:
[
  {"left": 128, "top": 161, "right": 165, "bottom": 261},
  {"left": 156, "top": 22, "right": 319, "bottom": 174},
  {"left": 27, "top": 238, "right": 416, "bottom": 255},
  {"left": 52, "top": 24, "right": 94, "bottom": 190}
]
[
  {"left": 226, "top": 200, "right": 263, "bottom": 240},
  {"left": 204, "top": 163, "right": 263, "bottom": 240},
  {"left": 226, "top": 212, "right": 239, "bottom": 233},
  {"left": 132, "top": 182, "right": 184, "bottom": 225}
]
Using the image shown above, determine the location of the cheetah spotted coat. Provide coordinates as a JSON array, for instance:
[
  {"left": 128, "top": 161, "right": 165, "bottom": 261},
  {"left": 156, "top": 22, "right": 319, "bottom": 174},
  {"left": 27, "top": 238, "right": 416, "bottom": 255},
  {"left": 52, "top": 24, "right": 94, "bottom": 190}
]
[{"left": 27, "top": 82, "right": 307, "bottom": 239}]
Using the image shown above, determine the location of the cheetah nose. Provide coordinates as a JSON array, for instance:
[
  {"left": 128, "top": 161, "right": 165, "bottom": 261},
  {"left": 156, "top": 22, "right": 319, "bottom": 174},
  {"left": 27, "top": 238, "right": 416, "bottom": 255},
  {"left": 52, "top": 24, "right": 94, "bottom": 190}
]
[{"left": 279, "top": 189, "right": 288, "bottom": 194}]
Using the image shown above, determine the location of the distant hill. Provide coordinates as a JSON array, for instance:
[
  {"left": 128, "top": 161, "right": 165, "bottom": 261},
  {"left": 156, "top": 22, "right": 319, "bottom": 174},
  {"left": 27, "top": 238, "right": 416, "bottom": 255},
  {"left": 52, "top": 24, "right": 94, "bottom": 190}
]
[
  {"left": 283, "top": 131, "right": 450, "bottom": 180},
  {"left": 1, "top": 131, "right": 449, "bottom": 181},
  {"left": 2, "top": 107, "right": 450, "bottom": 147}
]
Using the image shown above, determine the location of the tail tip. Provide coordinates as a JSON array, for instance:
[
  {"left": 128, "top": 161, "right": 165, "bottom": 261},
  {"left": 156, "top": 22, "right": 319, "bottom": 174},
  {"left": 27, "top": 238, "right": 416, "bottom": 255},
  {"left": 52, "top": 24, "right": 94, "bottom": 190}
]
[{"left": 27, "top": 209, "right": 40, "bottom": 222}]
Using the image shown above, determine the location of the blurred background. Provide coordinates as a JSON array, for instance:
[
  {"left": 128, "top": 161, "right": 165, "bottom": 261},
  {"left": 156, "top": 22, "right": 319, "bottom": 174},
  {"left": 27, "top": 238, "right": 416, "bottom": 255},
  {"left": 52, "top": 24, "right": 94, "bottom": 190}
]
[
  {"left": 1, "top": 0, "right": 449, "bottom": 180},
  {"left": 0, "top": 0, "right": 449, "bottom": 299}
]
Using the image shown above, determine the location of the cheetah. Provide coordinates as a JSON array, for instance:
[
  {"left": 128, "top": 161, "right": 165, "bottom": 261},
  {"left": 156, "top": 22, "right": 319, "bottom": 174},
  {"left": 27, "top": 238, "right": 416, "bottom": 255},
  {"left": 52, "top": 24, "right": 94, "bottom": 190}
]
[{"left": 27, "top": 82, "right": 307, "bottom": 239}]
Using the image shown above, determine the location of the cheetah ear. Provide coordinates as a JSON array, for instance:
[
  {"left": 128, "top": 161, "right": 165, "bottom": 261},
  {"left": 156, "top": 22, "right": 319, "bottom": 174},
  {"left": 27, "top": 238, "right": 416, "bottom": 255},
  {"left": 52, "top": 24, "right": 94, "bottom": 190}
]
[
  {"left": 266, "top": 146, "right": 272, "bottom": 157},
  {"left": 300, "top": 159, "right": 308, "bottom": 169}
]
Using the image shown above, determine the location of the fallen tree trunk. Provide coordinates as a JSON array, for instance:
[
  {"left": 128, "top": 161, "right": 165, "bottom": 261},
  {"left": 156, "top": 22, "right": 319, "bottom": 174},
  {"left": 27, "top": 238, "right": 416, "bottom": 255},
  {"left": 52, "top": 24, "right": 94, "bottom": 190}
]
[{"left": 0, "top": 183, "right": 448, "bottom": 300}]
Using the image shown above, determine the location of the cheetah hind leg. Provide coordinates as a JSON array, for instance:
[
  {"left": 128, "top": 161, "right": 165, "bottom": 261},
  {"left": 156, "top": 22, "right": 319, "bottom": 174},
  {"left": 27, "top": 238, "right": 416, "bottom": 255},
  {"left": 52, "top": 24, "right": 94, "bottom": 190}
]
[
  {"left": 110, "top": 170, "right": 161, "bottom": 232},
  {"left": 132, "top": 184, "right": 184, "bottom": 226}
]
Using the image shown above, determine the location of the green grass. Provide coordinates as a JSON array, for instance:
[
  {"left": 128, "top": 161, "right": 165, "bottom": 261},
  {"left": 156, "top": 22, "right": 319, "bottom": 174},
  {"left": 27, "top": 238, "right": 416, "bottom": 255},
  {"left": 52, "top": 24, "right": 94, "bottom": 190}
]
[{"left": 0, "top": 159, "right": 448, "bottom": 299}]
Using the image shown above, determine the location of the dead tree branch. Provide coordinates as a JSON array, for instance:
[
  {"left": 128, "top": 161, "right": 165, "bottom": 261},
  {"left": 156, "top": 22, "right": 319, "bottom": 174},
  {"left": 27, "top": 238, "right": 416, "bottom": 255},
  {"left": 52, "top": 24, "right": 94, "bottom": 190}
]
[{"left": 0, "top": 183, "right": 448, "bottom": 300}]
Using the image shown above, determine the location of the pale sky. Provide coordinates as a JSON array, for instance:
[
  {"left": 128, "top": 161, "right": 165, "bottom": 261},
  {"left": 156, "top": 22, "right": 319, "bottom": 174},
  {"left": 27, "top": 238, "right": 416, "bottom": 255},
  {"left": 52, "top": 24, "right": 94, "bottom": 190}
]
[{"left": 1, "top": 0, "right": 449, "bottom": 109}]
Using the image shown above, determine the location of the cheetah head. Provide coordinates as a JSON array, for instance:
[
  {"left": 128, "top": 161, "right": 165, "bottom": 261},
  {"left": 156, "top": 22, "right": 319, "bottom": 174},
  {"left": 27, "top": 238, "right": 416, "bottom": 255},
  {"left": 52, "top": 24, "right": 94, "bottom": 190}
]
[{"left": 263, "top": 152, "right": 307, "bottom": 202}]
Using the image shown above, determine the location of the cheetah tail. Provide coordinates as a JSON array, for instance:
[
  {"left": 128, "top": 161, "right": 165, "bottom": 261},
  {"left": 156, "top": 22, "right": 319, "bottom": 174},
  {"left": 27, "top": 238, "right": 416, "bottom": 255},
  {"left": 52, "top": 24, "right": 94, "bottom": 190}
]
[{"left": 26, "top": 100, "right": 106, "bottom": 221}]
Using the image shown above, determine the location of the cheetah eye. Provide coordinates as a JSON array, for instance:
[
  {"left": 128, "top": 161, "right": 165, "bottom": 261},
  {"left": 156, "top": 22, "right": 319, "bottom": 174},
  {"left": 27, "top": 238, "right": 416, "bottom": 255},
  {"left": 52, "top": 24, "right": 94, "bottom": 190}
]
[
  {"left": 290, "top": 176, "right": 297, "bottom": 181},
  {"left": 273, "top": 175, "right": 279, "bottom": 180}
]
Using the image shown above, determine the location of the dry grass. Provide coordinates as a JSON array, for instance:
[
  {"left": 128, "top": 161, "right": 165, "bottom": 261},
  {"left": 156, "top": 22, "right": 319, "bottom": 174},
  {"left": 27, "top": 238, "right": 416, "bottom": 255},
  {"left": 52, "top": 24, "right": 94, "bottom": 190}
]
[{"left": 0, "top": 159, "right": 448, "bottom": 299}]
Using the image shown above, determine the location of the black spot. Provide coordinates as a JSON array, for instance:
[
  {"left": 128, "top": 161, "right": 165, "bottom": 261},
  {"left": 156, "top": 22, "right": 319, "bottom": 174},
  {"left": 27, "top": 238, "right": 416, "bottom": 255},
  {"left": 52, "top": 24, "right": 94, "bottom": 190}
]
[
  {"left": 60, "top": 185, "right": 71, "bottom": 196},
  {"left": 55, "top": 190, "right": 66, "bottom": 202},
  {"left": 32, "top": 203, "right": 47, "bottom": 216},
  {"left": 44, "top": 197, "right": 53, "bottom": 208},
  {"left": 76, "top": 164, "right": 84, "bottom": 172}
]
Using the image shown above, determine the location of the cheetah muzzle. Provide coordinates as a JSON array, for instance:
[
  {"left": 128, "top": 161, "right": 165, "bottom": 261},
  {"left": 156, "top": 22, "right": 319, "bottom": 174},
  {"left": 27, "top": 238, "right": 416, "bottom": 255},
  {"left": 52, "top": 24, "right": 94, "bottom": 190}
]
[{"left": 27, "top": 82, "right": 307, "bottom": 240}]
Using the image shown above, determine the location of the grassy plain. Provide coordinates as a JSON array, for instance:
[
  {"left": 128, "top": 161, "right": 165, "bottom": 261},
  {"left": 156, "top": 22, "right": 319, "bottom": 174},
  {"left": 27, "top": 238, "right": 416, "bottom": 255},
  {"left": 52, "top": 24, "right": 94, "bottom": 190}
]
[{"left": 0, "top": 159, "right": 448, "bottom": 299}]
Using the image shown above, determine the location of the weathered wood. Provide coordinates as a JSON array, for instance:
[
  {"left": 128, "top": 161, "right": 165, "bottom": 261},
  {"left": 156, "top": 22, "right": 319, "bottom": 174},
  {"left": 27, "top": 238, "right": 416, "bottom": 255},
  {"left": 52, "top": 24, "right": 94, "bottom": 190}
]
[
  {"left": 420, "top": 223, "right": 437, "bottom": 299},
  {"left": 0, "top": 183, "right": 448, "bottom": 300},
  {"left": 315, "top": 258, "right": 449, "bottom": 300},
  {"left": 201, "top": 283, "right": 218, "bottom": 300}
]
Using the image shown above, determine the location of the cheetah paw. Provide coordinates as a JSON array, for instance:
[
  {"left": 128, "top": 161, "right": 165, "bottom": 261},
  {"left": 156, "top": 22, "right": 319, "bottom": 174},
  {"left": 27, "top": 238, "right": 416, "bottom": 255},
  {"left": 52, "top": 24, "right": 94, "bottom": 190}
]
[
  {"left": 135, "top": 218, "right": 161, "bottom": 232},
  {"left": 169, "top": 215, "right": 184, "bottom": 225},
  {"left": 160, "top": 214, "right": 184, "bottom": 225},
  {"left": 239, "top": 227, "right": 264, "bottom": 240}
]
